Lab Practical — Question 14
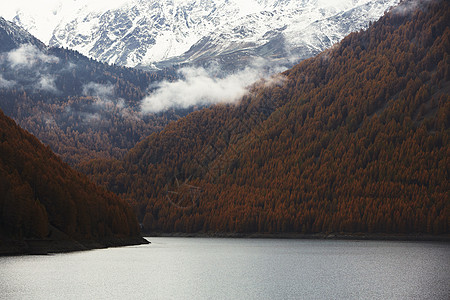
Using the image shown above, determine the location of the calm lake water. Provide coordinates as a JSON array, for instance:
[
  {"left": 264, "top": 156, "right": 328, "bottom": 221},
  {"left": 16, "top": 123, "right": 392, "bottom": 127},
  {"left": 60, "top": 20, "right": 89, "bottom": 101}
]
[{"left": 0, "top": 238, "right": 449, "bottom": 299}]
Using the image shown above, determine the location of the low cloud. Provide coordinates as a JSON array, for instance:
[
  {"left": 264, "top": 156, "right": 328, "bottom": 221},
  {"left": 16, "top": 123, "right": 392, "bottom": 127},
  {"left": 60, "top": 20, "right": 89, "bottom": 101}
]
[
  {"left": 82, "top": 81, "right": 129, "bottom": 112},
  {"left": 36, "top": 75, "right": 58, "bottom": 92},
  {"left": 0, "top": 44, "right": 60, "bottom": 93},
  {"left": 82, "top": 82, "right": 115, "bottom": 99},
  {"left": 6, "top": 44, "right": 59, "bottom": 68},
  {"left": 0, "top": 74, "right": 16, "bottom": 88},
  {"left": 80, "top": 81, "right": 140, "bottom": 122},
  {"left": 82, "top": 82, "right": 117, "bottom": 109},
  {"left": 141, "top": 59, "right": 288, "bottom": 113},
  {"left": 82, "top": 112, "right": 101, "bottom": 124},
  {"left": 391, "top": 0, "right": 433, "bottom": 16}
]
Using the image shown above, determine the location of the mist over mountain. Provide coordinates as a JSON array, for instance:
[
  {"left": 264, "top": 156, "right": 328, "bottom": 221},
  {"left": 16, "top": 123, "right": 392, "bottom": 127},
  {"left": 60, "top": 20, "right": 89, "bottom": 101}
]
[
  {"left": 82, "top": 0, "right": 449, "bottom": 235},
  {"left": 0, "top": 15, "right": 153, "bottom": 254},
  {"left": 0, "top": 16, "right": 186, "bottom": 165},
  {"left": 0, "top": 1, "right": 403, "bottom": 115},
  {"left": 0, "top": 0, "right": 447, "bottom": 241},
  {"left": 3, "top": 0, "right": 399, "bottom": 72},
  {"left": 0, "top": 17, "right": 45, "bottom": 53}
]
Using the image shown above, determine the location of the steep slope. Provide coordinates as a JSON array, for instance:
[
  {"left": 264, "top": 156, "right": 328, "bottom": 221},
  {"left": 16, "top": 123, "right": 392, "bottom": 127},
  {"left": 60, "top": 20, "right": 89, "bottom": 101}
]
[
  {"left": 0, "top": 109, "right": 147, "bottom": 255},
  {"left": 4, "top": 0, "right": 399, "bottom": 70},
  {"left": 155, "top": 0, "right": 401, "bottom": 71},
  {"left": 0, "top": 17, "right": 45, "bottom": 52},
  {"left": 0, "top": 17, "right": 181, "bottom": 165},
  {"left": 83, "top": 0, "right": 449, "bottom": 235}
]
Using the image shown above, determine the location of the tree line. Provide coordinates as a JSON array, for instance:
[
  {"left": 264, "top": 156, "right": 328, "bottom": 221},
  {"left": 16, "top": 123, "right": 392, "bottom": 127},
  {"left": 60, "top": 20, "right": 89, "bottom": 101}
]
[{"left": 82, "top": 0, "right": 449, "bottom": 235}]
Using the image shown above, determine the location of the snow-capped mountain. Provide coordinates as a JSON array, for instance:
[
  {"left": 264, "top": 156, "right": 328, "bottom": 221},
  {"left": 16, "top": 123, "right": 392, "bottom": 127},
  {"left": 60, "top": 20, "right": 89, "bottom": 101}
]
[
  {"left": 3, "top": 0, "right": 400, "bottom": 70},
  {"left": 0, "top": 17, "right": 45, "bottom": 52}
]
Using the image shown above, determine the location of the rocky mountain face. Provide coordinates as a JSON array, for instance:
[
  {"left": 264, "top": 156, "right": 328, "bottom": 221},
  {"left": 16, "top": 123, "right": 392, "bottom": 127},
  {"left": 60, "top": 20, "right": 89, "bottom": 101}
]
[
  {"left": 0, "top": 17, "right": 45, "bottom": 52},
  {"left": 0, "top": 16, "right": 183, "bottom": 166},
  {"left": 7, "top": 0, "right": 400, "bottom": 70}
]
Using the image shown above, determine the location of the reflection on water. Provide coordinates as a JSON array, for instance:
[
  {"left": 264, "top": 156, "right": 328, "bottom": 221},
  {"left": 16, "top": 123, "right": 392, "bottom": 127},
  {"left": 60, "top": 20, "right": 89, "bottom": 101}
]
[{"left": 0, "top": 238, "right": 449, "bottom": 299}]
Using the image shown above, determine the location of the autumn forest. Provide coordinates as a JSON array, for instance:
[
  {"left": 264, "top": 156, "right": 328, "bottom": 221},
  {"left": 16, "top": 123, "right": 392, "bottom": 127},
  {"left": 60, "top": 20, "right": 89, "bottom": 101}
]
[
  {"left": 82, "top": 0, "right": 449, "bottom": 235},
  {"left": 0, "top": 0, "right": 448, "bottom": 252}
]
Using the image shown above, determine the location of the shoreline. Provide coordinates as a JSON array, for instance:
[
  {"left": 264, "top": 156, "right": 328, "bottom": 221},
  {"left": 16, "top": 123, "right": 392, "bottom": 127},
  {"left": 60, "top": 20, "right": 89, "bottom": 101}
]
[
  {"left": 0, "top": 236, "right": 149, "bottom": 256},
  {"left": 145, "top": 232, "right": 450, "bottom": 242},
  {"left": 3, "top": 232, "right": 448, "bottom": 256}
]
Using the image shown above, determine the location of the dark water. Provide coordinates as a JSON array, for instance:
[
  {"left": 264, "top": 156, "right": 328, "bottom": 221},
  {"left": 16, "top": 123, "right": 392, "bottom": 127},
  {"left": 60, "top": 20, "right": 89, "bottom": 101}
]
[{"left": 0, "top": 238, "right": 449, "bottom": 299}]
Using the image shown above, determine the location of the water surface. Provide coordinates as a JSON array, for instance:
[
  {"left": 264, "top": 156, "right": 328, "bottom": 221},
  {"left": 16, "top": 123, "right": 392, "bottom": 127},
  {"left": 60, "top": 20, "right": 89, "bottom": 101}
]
[{"left": 1, "top": 238, "right": 448, "bottom": 299}]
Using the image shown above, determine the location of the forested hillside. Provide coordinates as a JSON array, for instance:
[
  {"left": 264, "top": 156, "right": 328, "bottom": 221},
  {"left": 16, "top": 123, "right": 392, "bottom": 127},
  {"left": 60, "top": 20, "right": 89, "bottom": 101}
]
[
  {"left": 0, "top": 17, "right": 182, "bottom": 165},
  {"left": 83, "top": 0, "right": 449, "bottom": 235},
  {"left": 0, "top": 109, "right": 144, "bottom": 254}
]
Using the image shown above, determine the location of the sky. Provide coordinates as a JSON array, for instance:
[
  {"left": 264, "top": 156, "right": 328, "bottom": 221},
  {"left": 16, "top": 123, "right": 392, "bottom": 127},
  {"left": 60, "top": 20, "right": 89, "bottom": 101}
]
[
  {"left": 0, "top": 0, "right": 130, "bottom": 42},
  {"left": 0, "top": 0, "right": 352, "bottom": 21},
  {"left": 1, "top": 0, "right": 127, "bottom": 18}
]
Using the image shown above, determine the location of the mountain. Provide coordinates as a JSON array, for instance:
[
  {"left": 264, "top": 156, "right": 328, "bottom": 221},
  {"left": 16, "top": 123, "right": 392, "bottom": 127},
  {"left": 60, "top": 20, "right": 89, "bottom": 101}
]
[
  {"left": 155, "top": 0, "right": 402, "bottom": 71},
  {"left": 82, "top": 0, "right": 449, "bottom": 235},
  {"left": 0, "top": 17, "right": 45, "bottom": 52},
  {"left": 0, "top": 109, "right": 147, "bottom": 255},
  {"left": 0, "top": 16, "right": 183, "bottom": 165},
  {"left": 5, "top": 0, "right": 400, "bottom": 71}
]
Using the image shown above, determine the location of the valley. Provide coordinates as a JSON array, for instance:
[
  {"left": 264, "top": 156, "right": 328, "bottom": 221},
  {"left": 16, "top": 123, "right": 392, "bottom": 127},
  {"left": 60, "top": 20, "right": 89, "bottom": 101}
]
[
  {"left": 81, "top": 0, "right": 449, "bottom": 236},
  {"left": 0, "top": 0, "right": 448, "bottom": 257}
]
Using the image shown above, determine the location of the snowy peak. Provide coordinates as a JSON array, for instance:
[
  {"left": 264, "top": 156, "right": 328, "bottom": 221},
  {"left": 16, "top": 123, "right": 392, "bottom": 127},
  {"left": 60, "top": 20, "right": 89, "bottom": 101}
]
[
  {"left": 1, "top": 0, "right": 401, "bottom": 69},
  {"left": 0, "top": 17, "right": 45, "bottom": 52},
  {"left": 153, "top": 0, "right": 400, "bottom": 70}
]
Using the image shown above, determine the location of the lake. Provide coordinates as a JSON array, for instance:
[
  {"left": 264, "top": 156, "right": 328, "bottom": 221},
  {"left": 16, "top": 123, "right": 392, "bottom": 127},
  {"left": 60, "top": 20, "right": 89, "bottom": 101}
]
[{"left": 0, "top": 238, "right": 449, "bottom": 299}]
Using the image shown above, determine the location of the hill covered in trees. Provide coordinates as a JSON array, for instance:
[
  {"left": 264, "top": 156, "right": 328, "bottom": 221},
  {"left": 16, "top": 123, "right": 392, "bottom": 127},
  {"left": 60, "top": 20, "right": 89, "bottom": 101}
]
[
  {"left": 0, "top": 17, "right": 184, "bottom": 165},
  {"left": 0, "top": 109, "right": 146, "bottom": 255},
  {"left": 82, "top": 0, "right": 449, "bottom": 236}
]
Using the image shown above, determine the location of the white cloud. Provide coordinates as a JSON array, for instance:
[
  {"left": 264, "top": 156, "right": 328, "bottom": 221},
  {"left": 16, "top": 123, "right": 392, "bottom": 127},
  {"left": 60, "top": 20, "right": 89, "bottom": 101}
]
[
  {"left": 82, "top": 82, "right": 119, "bottom": 109},
  {"left": 6, "top": 44, "right": 59, "bottom": 68},
  {"left": 80, "top": 81, "right": 141, "bottom": 120},
  {"left": 82, "top": 82, "right": 115, "bottom": 99},
  {"left": 0, "top": 44, "right": 60, "bottom": 93},
  {"left": 36, "top": 75, "right": 58, "bottom": 92},
  {"left": 392, "top": 0, "right": 431, "bottom": 16},
  {"left": 141, "top": 58, "right": 287, "bottom": 113},
  {"left": 83, "top": 112, "right": 101, "bottom": 124},
  {"left": 0, "top": 74, "right": 16, "bottom": 88}
]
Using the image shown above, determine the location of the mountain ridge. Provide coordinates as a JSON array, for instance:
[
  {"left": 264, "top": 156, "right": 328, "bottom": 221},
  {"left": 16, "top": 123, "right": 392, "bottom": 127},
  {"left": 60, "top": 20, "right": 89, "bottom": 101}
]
[
  {"left": 0, "top": 109, "right": 148, "bottom": 255},
  {"left": 0, "top": 16, "right": 184, "bottom": 166},
  {"left": 5, "top": 0, "right": 400, "bottom": 70},
  {"left": 81, "top": 0, "right": 449, "bottom": 235},
  {"left": 0, "top": 17, "right": 45, "bottom": 52}
]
